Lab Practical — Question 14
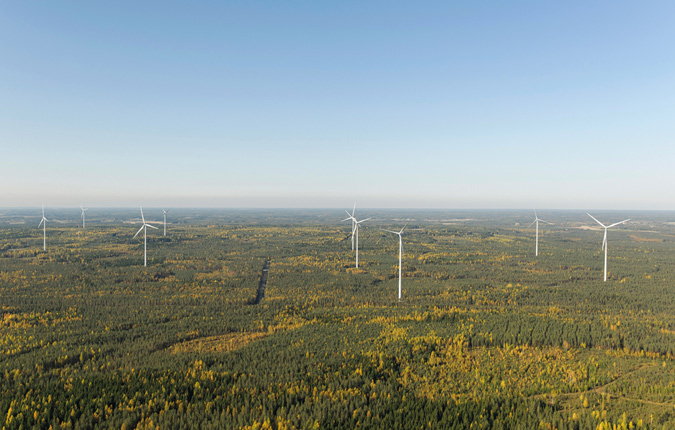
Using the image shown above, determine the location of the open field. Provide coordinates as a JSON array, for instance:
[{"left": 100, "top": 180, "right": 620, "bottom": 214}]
[{"left": 2, "top": 209, "right": 675, "bottom": 429}]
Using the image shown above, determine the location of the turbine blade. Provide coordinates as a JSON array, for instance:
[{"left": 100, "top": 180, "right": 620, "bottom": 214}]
[
  {"left": 607, "top": 219, "right": 630, "bottom": 228},
  {"left": 380, "top": 228, "right": 399, "bottom": 234},
  {"left": 342, "top": 217, "right": 352, "bottom": 222},
  {"left": 352, "top": 204, "right": 356, "bottom": 217},
  {"left": 133, "top": 226, "right": 145, "bottom": 238},
  {"left": 587, "top": 213, "right": 606, "bottom": 228},
  {"left": 140, "top": 206, "right": 145, "bottom": 223},
  {"left": 38, "top": 219, "right": 44, "bottom": 228},
  {"left": 539, "top": 220, "right": 553, "bottom": 225},
  {"left": 146, "top": 224, "right": 159, "bottom": 230},
  {"left": 528, "top": 220, "right": 537, "bottom": 227},
  {"left": 399, "top": 219, "right": 411, "bottom": 234}
]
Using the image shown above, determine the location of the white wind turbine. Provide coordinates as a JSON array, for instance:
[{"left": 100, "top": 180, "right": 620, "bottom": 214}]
[
  {"left": 162, "top": 209, "right": 169, "bottom": 236},
  {"left": 80, "top": 205, "right": 88, "bottom": 229},
  {"left": 587, "top": 213, "right": 630, "bottom": 282},
  {"left": 133, "top": 207, "right": 158, "bottom": 267},
  {"left": 342, "top": 204, "right": 357, "bottom": 250},
  {"left": 38, "top": 205, "right": 48, "bottom": 251},
  {"left": 381, "top": 220, "right": 410, "bottom": 301},
  {"left": 351, "top": 217, "right": 371, "bottom": 268},
  {"left": 529, "top": 210, "right": 552, "bottom": 257}
]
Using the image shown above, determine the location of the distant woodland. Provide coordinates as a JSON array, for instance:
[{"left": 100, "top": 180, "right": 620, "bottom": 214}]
[{"left": 1, "top": 209, "right": 675, "bottom": 429}]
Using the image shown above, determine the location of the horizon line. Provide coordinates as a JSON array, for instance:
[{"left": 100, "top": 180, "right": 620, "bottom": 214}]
[{"left": 1, "top": 207, "right": 674, "bottom": 212}]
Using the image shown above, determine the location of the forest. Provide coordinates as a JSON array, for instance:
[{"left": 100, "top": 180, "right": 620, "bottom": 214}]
[{"left": 2, "top": 208, "right": 675, "bottom": 429}]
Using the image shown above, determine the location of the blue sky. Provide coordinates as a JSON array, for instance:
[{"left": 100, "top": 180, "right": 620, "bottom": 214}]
[{"left": 1, "top": 1, "right": 674, "bottom": 209}]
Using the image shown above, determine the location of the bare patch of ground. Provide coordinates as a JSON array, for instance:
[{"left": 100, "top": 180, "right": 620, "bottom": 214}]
[
  {"left": 629, "top": 235, "right": 662, "bottom": 243},
  {"left": 170, "top": 332, "right": 267, "bottom": 354}
]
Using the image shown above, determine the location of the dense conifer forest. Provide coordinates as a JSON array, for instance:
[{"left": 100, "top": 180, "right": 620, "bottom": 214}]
[{"left": 2, "top": 208, "right": 675, "bottom": 429}]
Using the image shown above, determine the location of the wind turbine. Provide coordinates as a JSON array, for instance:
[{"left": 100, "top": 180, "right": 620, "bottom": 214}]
[
  {"left": 133, "top": 207, "right": 158, "bottom": 267},
  {"left": 352, "top": 216, "right": 371, "bottom": 268},
  {"left": 80, "top": 205, "right": 88, "bottom": 229},
  {"left": 162, "top": 209, "right": 169, "bottom": 236},
  {"left": 38, "top": 205, "right": 48, "bottom": 251},
  {"left": 529, "top": 210, "right": 552, "bottom": 257},
  {"left": 381, "top": 220, "right": 410, "bottom": 301},
  {"left": 342, "top": 204, "right": 357, "bottom": 250},
  {"left": 587, "top": 213, "right": 630, "bottom": 282}
]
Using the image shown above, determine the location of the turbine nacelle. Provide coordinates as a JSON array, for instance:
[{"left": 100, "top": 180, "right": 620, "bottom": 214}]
[
  {"left": 134, "top": 223, "right": 159, "bottom": 238},
  {"left": 529, "top": 210, "right": 552, "bottom": 227},
  {"left": 380, "top": 219, "right": 410, "bottom": 237},
  {"left": 134, "top": 207, "right": 159, "bottom": 238},
  {"left": 38, "top": 204, "right": 48, "bottom": 227},
  {"left": 587, "top": 213, "right": 630, "bottom": 250}
]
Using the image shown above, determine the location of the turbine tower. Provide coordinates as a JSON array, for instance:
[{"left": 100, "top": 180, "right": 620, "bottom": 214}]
[
  {"left": 381, "top": 220, "right": 410, "bottom": 301},
  {"left": 162, "top": 209, "right": 169, "bottom": 236},
  {"left": 342, "top": 204, "right": 357, "bottom": 250},
  {"left": 38, "top": 205, "right": 48, "bottom": 251},
  {"left": 529, "top": 210, "right": 552, "bottom": 257},
  {"left": 587, "top": 213, "right": 630, "bottom": 282},
  {"left": 80, "top": 205, "right": 88, "bottom": 229},
  {"left": 133, "top": 207, "right": 158, "bottom": 267},
  {"left": 352, "top": 216, "right": 371, "bottom": 268}
]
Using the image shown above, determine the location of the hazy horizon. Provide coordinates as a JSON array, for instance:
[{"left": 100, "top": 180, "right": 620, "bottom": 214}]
[{"left": 2, "top": 206, "right": 673, "bottom": 214}]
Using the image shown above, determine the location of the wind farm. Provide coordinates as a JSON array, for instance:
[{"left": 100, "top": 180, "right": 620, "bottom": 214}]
[
  {"left": 4, "top": 207, "right": 675, "bottom": 429},
  {"left": 2, "top": 1, "right": 675, "bottom": 428}
]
